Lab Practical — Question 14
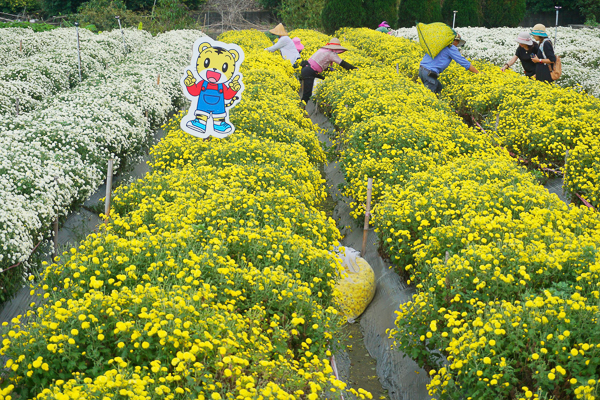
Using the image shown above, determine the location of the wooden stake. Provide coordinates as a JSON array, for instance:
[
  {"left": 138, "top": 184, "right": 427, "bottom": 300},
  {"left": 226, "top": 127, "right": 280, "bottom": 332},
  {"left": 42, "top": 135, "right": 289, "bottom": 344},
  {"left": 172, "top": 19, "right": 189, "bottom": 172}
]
[
  {"left": 53, "top": 177, "right": 59, "bottom": 258},
  {"left": 396, "top": 63, "right": 399, "bottom": 74},
  {"left": 15, "top": 98, "right": 19, "bottom": 116},
  {"left": 19, "top": 39, "right": 22, "bottom": 52},
  {"left": 145, "top": 109, "right": 148, "bottom": 119},
  {"left": 75, "top": 23, "right": 82, "bottom": 82},
  {"left": 564, "top": 149, "right": 569, "bottom": 182},
  {"left": 157, "top": 74, "right": 160, "bottom": 85},
  {"left": 361, "top": 177, "right": 373, "bottom": 257},
  {"left": 104, "top": 159, "right": 114, "bottom": 221},
  {"left": 53, "top": 216, "right": 59, "bottom": 258}
]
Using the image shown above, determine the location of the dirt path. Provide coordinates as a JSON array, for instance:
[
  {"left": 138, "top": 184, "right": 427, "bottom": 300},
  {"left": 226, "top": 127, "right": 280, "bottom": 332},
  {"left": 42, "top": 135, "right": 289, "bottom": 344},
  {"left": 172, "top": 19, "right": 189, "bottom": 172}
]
[{"left": 307, "top": 100, "right": 432, "bottom": 400}]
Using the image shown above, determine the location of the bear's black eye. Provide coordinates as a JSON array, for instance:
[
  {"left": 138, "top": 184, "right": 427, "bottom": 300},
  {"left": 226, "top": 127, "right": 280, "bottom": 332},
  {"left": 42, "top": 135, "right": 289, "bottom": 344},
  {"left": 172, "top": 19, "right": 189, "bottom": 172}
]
[
  {"left": 222, "top": 63, "right": 228, "bottom": 72},
  {"left": 204, "top": 58, "right": 210, "bottom": 68}
]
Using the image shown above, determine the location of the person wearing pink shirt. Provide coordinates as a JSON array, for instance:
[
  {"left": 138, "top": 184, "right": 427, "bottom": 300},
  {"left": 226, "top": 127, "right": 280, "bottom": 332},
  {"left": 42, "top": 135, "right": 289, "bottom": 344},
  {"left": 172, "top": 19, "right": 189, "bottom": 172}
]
[{"left": 300, "top": 38, "right": 356, "bottom": 104}]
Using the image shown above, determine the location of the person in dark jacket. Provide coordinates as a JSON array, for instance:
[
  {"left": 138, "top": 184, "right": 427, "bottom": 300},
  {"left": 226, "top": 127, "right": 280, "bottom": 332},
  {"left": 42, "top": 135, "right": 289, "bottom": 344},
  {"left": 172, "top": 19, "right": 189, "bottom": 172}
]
[
  {"left": 501, "top": 31, "right": 539, "bottom": 78},
  {"left": 530, "top": 24, "right": 557, "bottom": 83},
  {"left": 300, "top": 38, "right": 357, "bottom": 104}
]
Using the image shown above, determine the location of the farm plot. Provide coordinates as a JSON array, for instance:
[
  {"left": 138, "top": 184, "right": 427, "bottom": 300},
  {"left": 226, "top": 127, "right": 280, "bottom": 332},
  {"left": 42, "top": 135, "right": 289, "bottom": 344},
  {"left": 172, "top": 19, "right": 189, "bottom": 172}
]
[
  {"left": 1, "top": 25, "right": 598, "bottom": 400},
  {"left": 0, "top": 27, "right": 151, "bottom": 116},
  {"left": 0, "top": 29, "right": 205, "bottom": 301},
  {"left": 334, "top": 27, "right": 600, "bottom": 210},
  {"left": 310, "top": 28, "right": 600, "bottom": 399},
  {"left": 0, "top": 29, "right": 373, "bottom": 400}
]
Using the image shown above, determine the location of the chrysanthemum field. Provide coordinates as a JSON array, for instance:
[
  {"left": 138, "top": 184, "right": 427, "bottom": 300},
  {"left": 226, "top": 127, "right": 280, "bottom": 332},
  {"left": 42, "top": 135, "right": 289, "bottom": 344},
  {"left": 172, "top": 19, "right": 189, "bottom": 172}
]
[{"left": 0, "top": 24, "right": 599, "bottom": 400}]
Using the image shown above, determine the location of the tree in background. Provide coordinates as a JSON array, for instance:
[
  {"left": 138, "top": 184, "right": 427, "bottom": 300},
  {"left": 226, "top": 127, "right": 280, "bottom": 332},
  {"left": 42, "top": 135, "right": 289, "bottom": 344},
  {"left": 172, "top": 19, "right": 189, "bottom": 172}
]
[
  {"left": 525, "top": 0, "right": 598, "bottom": 25},
  {"left": 442, "top": 0, "right": 481, "bottom": 27},
  {"left": 0, "top": 0, "right": 40, "bottom": 13},
  {"left": 397, "top": 0, "right": 441, "bottom": 27},
  {"left": 280, "top": 0, "right": 324, "bottom": 30},
  {"left": 256, "top": 0, "right": 281, "bottom": 18},
  {"left": 525, "top": 0, "right": 576, "bottom": 13},
  {"left": 78, "top": 0, "right": 136, "bottom": 30},
  {"left": 321, "top": 0, "right": 364, "bottom": 34},
  {"left": 576, "top": 0, "right": 600, "bottom": 24},
  {"left": 40, "top": 0, "right": 203, "bottom": 17},
  {"left": 77, "top": 0, "right": 203, "bottom": 33},
  {"left": 124, "top": 0, "right": 153, "bottom": 11},
  {"left": 41, "top": 0, "right": 88, "bottom": 15},
  {"left": 363, "top": 0, "right": 397, "bottom": 28},
  {"left": 481, "top": 0, "right": 527, "bottom": 27}
]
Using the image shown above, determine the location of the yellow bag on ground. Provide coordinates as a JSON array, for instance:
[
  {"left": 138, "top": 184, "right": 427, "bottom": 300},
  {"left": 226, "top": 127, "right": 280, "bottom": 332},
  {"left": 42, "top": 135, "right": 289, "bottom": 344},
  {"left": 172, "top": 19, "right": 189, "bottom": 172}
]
[
  {"left": 417, "top": 22, "right": 456, "bottom": 58},
  {"left": 333, "top": 246, "right": 376, "bottom": 323}
]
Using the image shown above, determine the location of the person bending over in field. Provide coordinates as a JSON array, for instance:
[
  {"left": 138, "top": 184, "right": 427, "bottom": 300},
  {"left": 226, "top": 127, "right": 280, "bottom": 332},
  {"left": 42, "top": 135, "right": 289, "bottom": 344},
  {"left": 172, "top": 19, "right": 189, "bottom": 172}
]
[
  {"left": 501, "top": 31, "right": 539, "bottom": 78},
  {"left": 264, "top": 23, "right": 300, "bottom": 65},
  {"left": 418, "top": 32, "right": 479, "bottom": 95},
  {"left": 300, "top": 38, "right": 357, "bottom": 106}
]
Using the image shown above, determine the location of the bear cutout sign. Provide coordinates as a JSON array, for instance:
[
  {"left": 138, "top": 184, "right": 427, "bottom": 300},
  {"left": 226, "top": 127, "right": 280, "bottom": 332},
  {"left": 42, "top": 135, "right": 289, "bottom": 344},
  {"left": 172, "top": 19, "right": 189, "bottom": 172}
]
[{"left": 180, "top": 37, "right": 245, "bottom": 138}]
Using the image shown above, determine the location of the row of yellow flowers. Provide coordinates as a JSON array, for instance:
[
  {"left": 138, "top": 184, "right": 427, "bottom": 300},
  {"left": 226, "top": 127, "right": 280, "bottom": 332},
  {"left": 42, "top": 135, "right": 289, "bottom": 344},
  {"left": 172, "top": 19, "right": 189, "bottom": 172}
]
[
  {"left": 0, "top": 30, "right": 373, "bottom": 400},
  {"left": 440, "top": 57, "right": 600, "bottom": 209},
  {"left": 333, "top": 27, "right": 600, "bottom": 210},
  {"left": 312, "top": 28, "right": 600, "bottom": 399}
]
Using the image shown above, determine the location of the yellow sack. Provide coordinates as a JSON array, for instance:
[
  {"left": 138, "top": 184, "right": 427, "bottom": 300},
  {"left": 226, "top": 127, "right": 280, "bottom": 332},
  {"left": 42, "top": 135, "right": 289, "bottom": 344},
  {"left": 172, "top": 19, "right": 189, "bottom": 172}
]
[
  {"left": 417, "top": 22, "right": 456, "bottom": 58},
  {"left": 333, "top": 247, "right": 376, "bottom": 323}
]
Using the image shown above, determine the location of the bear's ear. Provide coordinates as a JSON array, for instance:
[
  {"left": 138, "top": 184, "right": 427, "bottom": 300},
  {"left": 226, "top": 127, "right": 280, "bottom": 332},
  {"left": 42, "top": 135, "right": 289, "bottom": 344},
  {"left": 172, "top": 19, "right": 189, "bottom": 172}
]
[
  {"left": 199, "top": 42, "right": 212, "bottom": 52},
  {"left": 228, "top": 49, "right": 239, "bottom": 62}
]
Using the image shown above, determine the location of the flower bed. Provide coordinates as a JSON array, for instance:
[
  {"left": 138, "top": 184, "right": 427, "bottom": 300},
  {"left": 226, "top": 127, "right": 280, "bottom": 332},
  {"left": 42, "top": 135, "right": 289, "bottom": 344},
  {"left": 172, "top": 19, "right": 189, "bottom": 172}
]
[
  {"left": 310, "top": 28, "right": 490, "bottom": 221},
  {"left": 314, "top": 27, "right": 600, "bottom": 399},
  {"left": 565, "top": 136, "right": 600, "bottom": 208},
  {"left": 0, "top": 27, "right": 151, "bottom": 116},
  {"left": 379, "top": 153, "right": 600, "bottom": 399},
  {"left": 439, "top": 61, "right": 600, "bottom": 209},
  {"left": 0, "top": 29, "right": 205, "bottom": 302},
  {"left": 0, "top": 29, "right": 372, "bottom": 400},
  {"left": 359, "top": 25, "right": 600, "bottom": 209}
]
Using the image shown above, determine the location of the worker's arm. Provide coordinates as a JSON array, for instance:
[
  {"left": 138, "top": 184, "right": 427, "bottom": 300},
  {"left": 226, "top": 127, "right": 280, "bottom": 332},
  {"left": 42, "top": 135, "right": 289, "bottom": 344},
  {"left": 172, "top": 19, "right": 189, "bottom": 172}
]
[
  {"left": 340, "top": 60, "right": 357, "bottom": 70},
  {"left": 501, "top": 55, "right": 519, "bottom": 71},
  {"left": 468, "top": 64, "right": 479, "bottom": 74},
  {"left": 449, "top": 46, "right": 476, "bottom": 73}
]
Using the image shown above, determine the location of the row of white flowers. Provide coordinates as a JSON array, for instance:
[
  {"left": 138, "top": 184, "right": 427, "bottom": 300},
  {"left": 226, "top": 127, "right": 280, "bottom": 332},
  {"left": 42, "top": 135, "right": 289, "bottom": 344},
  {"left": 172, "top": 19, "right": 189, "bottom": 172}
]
[
  {"left": 0, "top": 27, "right": 152, "bottom": 116},
  {"left": 391, "top": 26, "right": 600, "bottom": 97},
  {"left": 0, "top": 29, "right": 204, "bottom": 269}
]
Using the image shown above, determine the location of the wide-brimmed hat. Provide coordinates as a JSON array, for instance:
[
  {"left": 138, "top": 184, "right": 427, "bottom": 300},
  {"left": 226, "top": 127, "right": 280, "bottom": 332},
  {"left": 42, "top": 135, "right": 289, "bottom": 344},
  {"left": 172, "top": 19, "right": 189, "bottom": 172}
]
[
  {"left": 322, "top": 38, "right": 348, "bottom": 51},
  {"left": 269, "top": 23, "right": 288, "bottom": 36},
  {"left": 378, "top": 21, "right": 390, "bottom": 28},
  {"left": 531, "top": 23, "right": 548, "bottom": 37},
  {"left": 454, "top": 33, "right": 466, "bottom": 48},
  {"left": 516, "top": 31, "right": 534, "bottom": 45},
  {"left": 292, "top": 37, "right": 304, "bottom": 52}
]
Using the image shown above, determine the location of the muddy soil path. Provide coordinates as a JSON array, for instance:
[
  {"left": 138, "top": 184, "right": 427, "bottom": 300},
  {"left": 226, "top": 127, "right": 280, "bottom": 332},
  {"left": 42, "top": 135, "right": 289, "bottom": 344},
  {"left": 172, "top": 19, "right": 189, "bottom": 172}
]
[{"left": 307, "top": 100, "right": 433, "bottom": 400}]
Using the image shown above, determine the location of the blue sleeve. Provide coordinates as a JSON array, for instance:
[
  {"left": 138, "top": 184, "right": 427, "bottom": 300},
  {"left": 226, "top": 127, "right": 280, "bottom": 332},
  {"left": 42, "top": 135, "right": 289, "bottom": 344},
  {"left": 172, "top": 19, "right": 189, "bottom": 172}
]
[{"left": 448, "top": 46, "right": 471, "bottom": 70}]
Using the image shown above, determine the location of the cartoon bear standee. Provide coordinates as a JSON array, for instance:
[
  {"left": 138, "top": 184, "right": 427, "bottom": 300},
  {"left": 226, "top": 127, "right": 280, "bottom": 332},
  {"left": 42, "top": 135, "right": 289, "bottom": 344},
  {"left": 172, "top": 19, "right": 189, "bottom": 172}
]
[{"left": 180, "top": 38, "right": 245, "bottom": 138}]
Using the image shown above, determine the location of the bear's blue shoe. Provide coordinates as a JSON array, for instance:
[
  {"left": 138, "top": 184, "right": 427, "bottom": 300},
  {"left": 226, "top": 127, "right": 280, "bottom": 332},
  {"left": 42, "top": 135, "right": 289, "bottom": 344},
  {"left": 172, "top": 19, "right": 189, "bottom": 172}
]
[
  {"left": 214, "top": 121, "right": 232, "bottom": 133},
  {"left": 187, "top": 119, "right": 206, "bottom": 133}
]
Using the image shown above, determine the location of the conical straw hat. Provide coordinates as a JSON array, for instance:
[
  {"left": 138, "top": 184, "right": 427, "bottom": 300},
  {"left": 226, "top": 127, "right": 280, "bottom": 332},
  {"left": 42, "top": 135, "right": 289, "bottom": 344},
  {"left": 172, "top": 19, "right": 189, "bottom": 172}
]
[{"left": 269, "top": 23, "right": 288, "bottom": 36}]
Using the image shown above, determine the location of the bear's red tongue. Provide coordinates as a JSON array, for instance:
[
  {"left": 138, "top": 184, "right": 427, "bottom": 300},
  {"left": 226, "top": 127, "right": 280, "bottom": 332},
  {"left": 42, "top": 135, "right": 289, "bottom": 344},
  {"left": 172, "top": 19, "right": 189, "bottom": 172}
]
[{"left": 207, "top": 70, "right": 221, "bottom": 83}]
